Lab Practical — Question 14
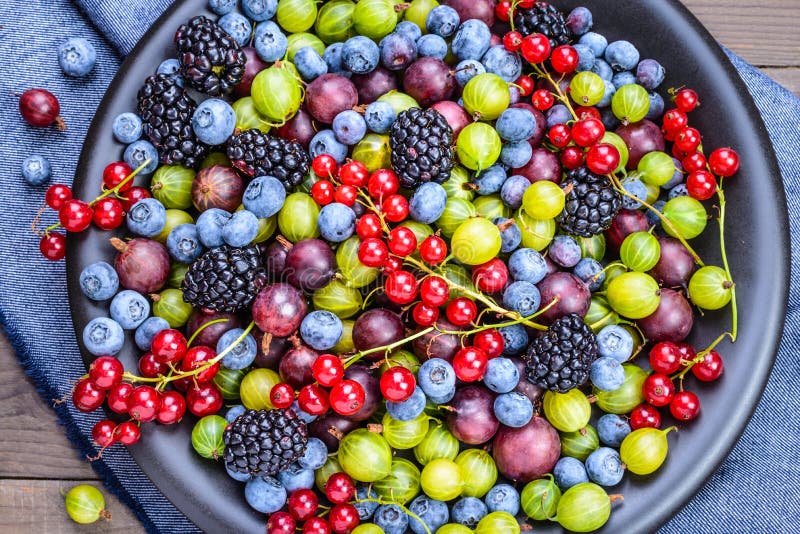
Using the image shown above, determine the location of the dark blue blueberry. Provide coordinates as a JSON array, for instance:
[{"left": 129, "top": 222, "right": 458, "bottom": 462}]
[
  {"left": 226, "top": 463, "right": 252, "bottom": 482},
  {"left": 416, "top": 34, "right": 448, "bottom": 60},
  {"left": 508, "top": 248, "right": 547, "bottom": 283},
  {"left": 243, "top": 176, "right": 286, "bottom": 218},
  {"left": 494, "top": 217, "right": 522, "bottom": 253},
  {"left": 123, "top": 140, "right": 158, "bottom": 174},
  {"left": 409, "top": 182, "right": 447, "bottom": 224},
  {"left": 482, "top": 45, "right": 522, "bottom": 83},
  {"left": 110, "top": 290, "right": 150, "bottom": 330},
  {"left": 573, "top": 43, "right": 596, "bottom": 72},
  {"left": 601, "top": 106, "right": 621, "bottom": 130},
  {"left": 225, "top": 404, "right": 247, "bottom": 423},
  {"left": 342, "top": 36, "right": 380, "bottom": 74},
  {"left": 554, "top": 457, "right": 589, "bottom": 490},
  {"left": 579, "top": 32, "right": 608, "bottom": 58},
  {"left": 409, "top": 495, "right": 449, "bottom": 534},
  {"left": 546, "top": 104, "right": 573, "bottom": 128},
  {"left": 612, "top": 71, "right": 637, "bottom": 89},
  {"left": 418, "top": 358, "right": 456, "bottom": 399},
  {"left": 494, "top": 391, "right": 534, "bottom": 427},
  {"left": 473, "top": 164, "right": 507, "bottom": 196},
  {"left": 500, "top": 176, "right": 530, "bottom": 210},
  {"left": 83, "top": 317, "right": 125, "bottom": 356},
  {"left": 591, "top": 58, "right": 613, "bottom": 81},
  {"left": 294, "top": 46, "right": 328, "bottom": 82},
  {"left": 196, "top": 208, "right": 231, "bottom": 248},
  {"left": 333, "top": 110, "right": 368, "bottom": 145},
  {"left": 605, "top": 40, "right": 640, "bottom": 71},
  {"left": 387, "top": 385, "right": 427, "bottom": 421},
  {"left": 21, "top": 155, "right": 51, "bottom": 186},
  {"left": 253, "top": 20, "right": 287, "bottom": 62},
  {"left": 395, "top": 20, "right": 423, "bottom": 42},
  {"left": 566, "top": 6, "right": 594, "bottom": 36},
  {"left": 222, "top": 209, "right": 259, "bottom": 247},
  {"left": 484, "top": 484, "right": 520, "bottom": 515},
  {"left": 645, "top": 91, "right": 665, "bottom": 121},
  {"left": 646, "top": 199, "right": 667, "bottom": 227},
  {"left": 244, "top": 476, "right": 285, "bottom": 514},
  {"left": 454, "top": 59, "right": 485, "bottom": 87},
  {"left": 585, "top": 447, "right": 625, "bottom": 486},
  {"left": 451, "top": 19, "right": 491, "bottom": 61},
  {"left": 134, "top": 316, "right": 169, "bottom": 351},
  {"left": 193, "top": 98, "right": 236, "bottom": 146},
  {"left": 218, "top": 13, "right": 252, "bottom": 47},
  {"left": 669, "top": 183, "right": 689, "bottom": 199},
  {"left": 309, "top": 130, "right": 349, "bottom": 163},
  {"left": 300, "top": 310, "right": 343, "bottom": 351},
  {"left": 500, "top": 141, "right": 533, "bottom": 168},
  {"left": 380, "top": 32, "right": 417, "bottom": 71},
  {"left": 597, "top": 78, "right": 616, "bottom": 108},
  {"left": 549, "top": 235, "right": 582, "bottom": 268},
  {"left": 208, "top": 0, "right": 236, "bottom": 16},
  {"left": 374, "top": 504, "right": 409, "bottom": 534},
  {"left": 590, "top": 356, "right": 626, "bottom": 391},
  {"left": 217, "top": 328, "right": 258, "bottom": 370},
  {"left": 597, "top": 413, "right": 631, "bottom": 447},
  {"left": 127, "top": 197, "right": 166, "bottom": 237},
  {"left": 323, "top": 43, "right": 348, "bottom": 76},
  {"left": 426, "top": 5, "right": 460, "bottom": 37},
  {"left": 452, "top": 497, "right": 488, "bottom": 528},
  {"left": 354, "top": 486, "right": 380, "bottom": 520},
  {"left": 112, "top": 112, "right": 143, "bottom": 144},
  {"left": 317, "top": 202, "right": 356, "bottom": 242},
  {"left": 503, "top": 281, "right": 541, "bottom": 316},
  {"left": 621, "top": 178, "right": 647, "bottom": 210},
  {"left": 484, "top": 357, "right": 519, "bottom": 393},
  {"left": 573, "top": 258, "right": 605, "bottom": 291},
  {"left": 636, "top": 58, "right": 666, "bottom": 91},
  {"left": 277, "top": 464, "right": 315, "bottom": 492},
  {"left": 242, "top": 0, "right": 278, "bottom": 21},
  {"left": 499, "top": 323, "right": 529, "bottom": 357},
  {"left": 58, "top": 38, "right": 96, "bottom": 77},
  {"left": 80, "top": 262, "right": 119, "bottom": 301},
  {"left": 596, "top": 325, "right": 634, "bottom": 362},
  {"left": 365, "top": 101, "right": 396, "bottom": 134},
  {"left": 298, "top": 437, "right": 328, "bottom": 470},
  {"left": 496, "top": 108, "right": 537, "bottom": 143},
  {"left": 167, "top": 223, "right": 205, "bottom": 263}
]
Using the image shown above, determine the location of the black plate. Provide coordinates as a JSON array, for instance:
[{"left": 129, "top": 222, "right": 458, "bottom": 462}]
[{"left": 67, "top": 1, "right": 789, "bottom": 532}]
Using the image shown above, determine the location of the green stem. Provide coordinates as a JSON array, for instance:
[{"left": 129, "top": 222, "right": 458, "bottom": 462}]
[
  {"left": 187, "top": 318, "right": 229, "bottom": 347},
  {"left": 435, "top": 297, "right": 559, "bottom": 335},
  {"left": 716, "top": 179, "right": 738, "bottom": 341},
  {"left": 343, "top": 327, "right": 435, "bottom": 369},
  {"left": 530, "top": 64, "right": 579, "bottom": 122}
]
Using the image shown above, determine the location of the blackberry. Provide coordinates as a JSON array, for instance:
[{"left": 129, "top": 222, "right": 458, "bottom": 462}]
[
  {"left": 136, "top": 74, "right": 209, "bottom": 169},
  {"left": 524, "top": 313, "right": 598, "bottom": 392},
  {"left": 181, "top": 244, "right": 267, "bottom": 313},
  {"left": 513, "top": 2, "right": 572, "bottom": 48},
  {"left": 227, "top": 129, "right": 310, "bottom": 189},
  {"left": 174, "top": 16, "right": 245, "bottom": 96},
  {"left": 389, "top": 108, "right": 454, "bottom": 189},
  {"left": 558, "top": 167, "right": 622, "bottom": 237},
  {"left": 223, "top": 409, "right": 308, "bottom": 477}
]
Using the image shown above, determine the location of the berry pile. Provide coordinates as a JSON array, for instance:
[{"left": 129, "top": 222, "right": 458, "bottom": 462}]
[{"left": 36, "top": 1, "right": 745, "bottom": 532}]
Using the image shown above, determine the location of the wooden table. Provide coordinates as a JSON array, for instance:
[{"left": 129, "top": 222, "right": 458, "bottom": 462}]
[{"left": 1, "top": 1, "right": 798, "bottom": 531}]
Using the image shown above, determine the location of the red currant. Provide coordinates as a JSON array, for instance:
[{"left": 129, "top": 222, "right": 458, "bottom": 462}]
[
  {"left": 107, "top": 382, "right": 134, "bottom": 414},
  {"left": 708, "top": 148, "right": 740, "bottom": 177},
  {"left": 674, "top": 89, "right": 699, "bottom": 113},
  {"left": 682, "top": 151, "right": 707, "bottom": 173},
  {"left": 676, "top": 343, "right": 697, "bottom": 362},
  {"left": 358, "top": 237, "right": 389, "bottom": 267},
  {"left": 380, "top": 367, "right": 416, "bottom": 402},
  {"left": 356, "top": 213, "right": 383, "bottom": 239},
  {"left": 302, "top": 518, "right": 331, "bottom": 534},
  {"left": 518, "top": 0, "right": 534, "bottom": 7},
  {"left": 649, "top": 342, "right": 683, "bottom": 374},
  {"left": 288, "top": 489, "right": 319, "bottom": 522},
  {"left": 503, "top": 31, "right": 523, "bottom": 51},
  {"left": 412, "top": 302, "right": 439, "bottom": 326},
  {"left": 381, "top": 256, "right": 403, "bottom": 274},
  {"left": 139, "top": 352, "right": 167, "bottom": 378},
  {"left": 419, "top": 276, "right": 450, "bottom": 307},
  {"left": 114, "top": 421, "right": 141, "bottom": 446},
  {"left": 495, "top": 0, "right": 512, "bottom": 22},
  {"left": 692, "top": 350, "right": 723, "bottom": 382},
  {"left": 532, "top": 88, "right": 555, "bottom": 111},
  {"left": 59, "top": 199, "right": 93, "bottom": 232},
  {"left": 571, "top": 118, "right": 605, "bottom": 147},
  {"left": 151, "top": 329, "right": 188, "bottom": 364},
  {"left": 329, "top": 504, "right": 360, "bottom": 534},
  {"left": 574, "top": 106, "right": 601, "bottom": 120},
  {"left": 368, "top": 169, "right": 399, "bottom": 200},
  {"left": 270, "top": 382, "right": 295, "bottom": 409},
  {"left": 547, "top": 123, "right": 572, "bottom": 148},
  {"left": 388, "top": 226, "right": 417, "bottom": 256},
  {"left": 92, "top": 197, "right": 125, "bottom": 231},
  {"left": 92, "top": 419, "right": 117, "bottom": 448},
  {"left": 119, "top": 186, "right": 151, "bottom": 211},
  {"left": 333, "top": 185, "right": 357, "bottom": 207},
  {"left": 674, "top": 127, "right": 701, "bottom": 153},
  {"left": 446, "top": 297, "right": 478, "bottom": 326},
  {"left": 520, "top": 33, "right": 551, "bottom": 64},
  {"left": 127, "top": 385, "right": 161, "bottom": 422},
  {"left": 473, "top": 329, "right": 504, "bottom": 358},
  {"left": 312, "top": 154, "right": 337, "bottom": 178},
  {"left": 670, "top": 391, "right": 700, "bottom": 421},
  {"left": 181, "top": 346, "right": 219, "bottom": 383},
  {"left": 586, "top": 143, "right": 621, "bottom": 175},
  {"left": 384, "top": 270, "right": 418, "bottom": 304},
  {"left": 40, "top": 232, "right": 67, "bottom": 261},
  {"left": 471, "top": 258, "right": 509, "bottom": 293},
  {"left": 267, "top": 512, "right": 297, "bottom": 534},
  {"left": 671, "top": 143, "right": 688, "bottom": 160},
  {"left": 630, "top": 403, "right": 661, "bottom": 429},
  {"left": 156, "top": 390, "right": 187, "bottom": 425},
  {"left": 453, "top": 346, "right": 489, "bottom": 382},
  {"left": 88, "top": 356, "right": 125, "bottom": 390},
  {"left": 102, "top": 161, "right": 133, "bottom": 192},
  {"left": 561, "top": 146, "right": 585, "bottom": 170},
  {"left": 419, "top": 235, "right": 447, "bottom": 264},
  {"left": 662, "top": 109, "right": 688, "bottom": 133},
  {"left": 329, "top": 379, "right": 365, "bottom": 416},
  {"left": 298, "top": 384, "right": 330, "bottom": 415},
  {"left": 642, "top": 373, "right": 676, "bottom": 406},
  {"left": 324, "top": 472, "right": 356, "bottom": 504},
  {"left": 381, "top": 194, "right": 409, "bottom": 223},
  {"left": 186, "top": 383, "right": 223, "bottom": 417},
  {"left": 339, "top": 160, "right": 369, "bottom": 187},
  {"left": 72, "top": 378, "right": 106, "bottom": 412},
  {"left": 312, "top": 353, "right": 345, "bottom": 387},
  {"left": 45, "top": 184, "right": 72, "bottom": 210},
  {"left": 311, "top": 179, "right": 335, "bottom": 206},
  {"left": 550, "top": 45, "right": 579, "bottom": 73},
  {"left": 686, "top": 170, "right": 717, "bottom": 200},
  {"left": 514, "top": 75, "right": 535, "bottom": 97}
]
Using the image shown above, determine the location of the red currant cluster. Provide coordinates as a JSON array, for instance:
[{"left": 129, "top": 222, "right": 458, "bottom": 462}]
[
  {"left": 267, "top": 472, "right": 360, "bottom": 533},
  {"left": 37, "top": 160, "right": 152, "bottom": 261}
]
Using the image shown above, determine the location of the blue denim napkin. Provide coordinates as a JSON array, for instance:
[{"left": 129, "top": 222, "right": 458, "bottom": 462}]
[{"left": 0, "top": 1, "right": 796, "bottom": 532}]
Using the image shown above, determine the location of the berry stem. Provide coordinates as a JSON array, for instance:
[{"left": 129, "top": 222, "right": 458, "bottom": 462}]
[
  {"left": 343, "top": 326, "right": 436, "bottom": 368},
  {"left": 186, "top": 318, "right": 229, "bottom": 346},
  {"left": 435, "top": 297, "right": 559, "bottom": 335},
  {"left": 530, "top": 64, "right": 579, "bottom": 122},
  {"left": 715, "top": 178, "right": 738, "bottom": 342}
]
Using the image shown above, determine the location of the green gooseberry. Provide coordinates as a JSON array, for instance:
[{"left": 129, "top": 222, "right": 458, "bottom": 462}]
[
  {"left": 152, "top": 288, "right": 193, "bottom": 327},
  {"left": 688, "top": 266, "right": 733, "bottom": 310},
  {"left": 191, "top": 415, "right": 227, "bottom": 459}
]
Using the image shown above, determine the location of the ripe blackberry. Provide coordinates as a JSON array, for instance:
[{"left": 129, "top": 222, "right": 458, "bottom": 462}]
[
  {"left": 181, "top": 244, "right": 267, "bottom": 313},
  {"left": 558, "top": 167, "right": 622, "bottom": 237},
  {"left": 389, "top": 108, "right": 454, "bottom": 189},
  {"left": 513, "top": 2, "right": 572, "bottom": 48},
  {"left": 227, "top": 129, "right": 310, "bottom": 189},
  {"left": 223, "top": 409, "right": 308, "bottom": 477},
  {"left": 174, "top": 16, "right": 245, "bottom": 96},
  {"left": 524, "top": 313, "right": 598, "bottom": 392},
  {"left": 137, "top": 74, "right": 209, "bottom": 169}
]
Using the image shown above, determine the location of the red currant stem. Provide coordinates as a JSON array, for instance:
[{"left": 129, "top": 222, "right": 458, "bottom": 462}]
[
  {"left": 530, "top": 64, "right": 579, "bottom": 122},
  {"left": 186, "top": 318, "right": 229, "bottom": 347},
  {"left": 435, "top": 297, "right": 559, "bottom": 336},
  {"left": 607, "top": 173, "right": 705, "bottom": 266},
  {"left": 355, "top": 498, "right": 432, "bottom": 534},
  {"left": 508, "top": 0, "right": 519, "bottom": 32},
  {"left": 715, "top": 178, "right": 738, "bottom": 342},
  {"left": 671, "top": 330, "right": 729, "bottom": 384},
  {"left": 342, "top": 326, "right": 436, "bottom": 369},
  {"left": 358, "top": 190, "right": 392, "bottom": 235}
]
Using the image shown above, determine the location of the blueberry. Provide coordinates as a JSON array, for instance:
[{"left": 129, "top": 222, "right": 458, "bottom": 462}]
[
  {"left": 253, "top": 21, "right": 287, "bottom": 62},
  {"left": 196, "top": 208, "right": 231, "bottom": 248},
  {"left": 596, "top": 325, "right": 634, "bottom": 362},
  {"left": 134, "top": 316, "right": 169, "bottom": 351},
  {"left": 605, "top": 40, "right": 640, "bottom": 71},
  {"left": 612, "top": 71, "right": 637, "bottom": 89},
  {"left": 621, "top": 178, "right": 647, "bottom": 210},
  {"left": 566, "top": 6, "right": 594, "bottom": 36},
  {"left": 298, "top": 437, "right": 328, "bottom": 470},
  {"left": 222, "top": 209, "right": 259, "bottom": 247},
  {"left": 409, "top": 182, "right": 447, "bottom": 223},
  {"left": 546, "top": 104, "right": 572, "bottom": 128},
  {"left": 573, "top": 44, "right": 596, "bottom": 72},
  {"left": 21, "top": 155, "right": 51, "bottom": 186},
  {"left": 82, "top": 317, "right": 125, "bottom": 356},
  {"left": 591, "top": 58, "right": 613, "bottom": 81},
  {"left": 598, "top": 79, "right": 617, "bottom": 108},
  {"left": 662, "top": 158, "right": 684, "bottom": 190},
  {"left": 309, "top": 130, "right": 349, "bottom": 163},
  {"left": 451, "top": 19, "right": 491, "bottom": 61},
  {"left": 317, "top": 202, "right": 356, "bottom": 242},
  {"left": 208, "top": 0, "right": 236, "bottom": 16},
  {"left": 127, "top": 198, "right": 166, "bottom": 237},
  {"left": 636, "top": 58, "right": 666, "bottom": 90},
  {"left": 110, "top": 290, "right": 150, "bottom": 330},
  {"left": 80, "top": 262, "right": 119, "bottom": 301},
  {"left": 482, "top": 45, "right": 522, "bottom": 83},
  {"left": 225, "top": 404, "right": 247, "bottom": 423},
  {"left": 496, "top": 108, "right": 537, "bottom": 143},
  {"left": 123, "top": 140, "right": 158, "bottom": 174},
  {"left": 484, "top": 357, "right": 519, "bottom": 393},
  {"left": 290, "top": 400, "right": 318, "bottom": 423},
  {"left": 601, "top": 107, "right": 621, "bottom": 130},
  {"left": 217, "top": 328, "right": 258, "bottom": 370},
  {"left": 503, "top": 281, "right": 541, "bottom": 316},
  {"left": 226, "top": 463, "right": 252, "bottom": 482},
  {"left": 549, "top": 235, "right": 582, "bottom": 268},
  {"left": 300, "top": 310, "right": 343, "bottom": 351},
  {"left": 242, "top": 0, "right": 278, "bottom": 21},
  {"left": 166, "top": 223, "right": 204, "bottom": 263},
  {"left": 451, "top": 497, "right": 488, "bottom": 528},
  {"left": 374, "top": 504, "right": 409, "bottom": 534},
  {"left": 156, "top": 58, "right": 183, "bottom": 86},
  {"left": 573, "top": 258, "right": 605, "bottom": 291},
  {"left": 646, "top": 91, "right": 666, "bottom": 121},
  {"left": 112, "top": 113, "right": 143, "bottom": 144},
  {"left": 484, "top": 484, "right": 520, "bottom": 515},
  {"left": 409, "top": 495, "right": 449, "bottom": 534},
  {"left": 646, "top": 199, "right": 667, "bottom": 227},
  {"left": 591, "top": 356, "right": 626, "bottom": 391},
  {"left": 418, "top": 358, "right": 456, "bottom": 399},
  {"left": 354, "top": 486, "right": 380, "bottom": 520},
  {"left": 499, "top": 323, "right": 528, "bottom": 357},
  {"left": 508, "top": 248, "right": 547, "bottom": 283},
  {"left": 242, "top": 176, "right": 285, "bottom": 219},
  {"left": 58, "top": 38, "right": 96, "bottom": 77},
  {"left": 426, "top": 5, "right": 460, "bottom": 37},
  {"left": 342, "top": 36, "right": 380, "bottom": 74},
  {"left": 244, "top": 476, "right": 286, "bottom": 514},
  {"left": 494, "top": 217, "right": 522, "bottom": 254},
  {"left": 454, "top": 59, "right": 485, "bottom": 87},
  {"left": 387, "top": 385, "right": 427, "bottom": 421},
  {"left": 218, "top": 13, "right": 252, "bottom": 47},
  {"left": 669, "top": 183, "right": 689, "bottom": 199},
  {"left": 380, "top": 32, "right": 417, "bottom": 71},
  {"left": 395, "top": 20, "right": 423, "bottom": 43},
  {"left": 597, "top": 413, "right": 631, "bottom": 447},
  {"left": 323, "top": 43, "right": 348, "bottom": 76},
  {"left": 332, "top": 110, "right": 367, "bottom": 145},
  {"left": 294, "top": 46, "right": 328, "bottom": 82},
  {"left": 585, "top": 447, "right": 625, "bottom": 486},
  {"left": 416, "top": 34, "right": 448, "bottom": 60},
  {"left": 554, "top": 457, "right": 589, "bottom": 490},
  {"left": 365, "top": 101, "right": 396, "bottom": 134},
  {"left": 277, "top": 464, "right": 315, "bottom": 492},
  {"left": 192, "top": 98, "right": 236, "bottom": 146},
  {"left": 500, "top": 141, "right": 532, "bottom": 170},
  {"left": 494, "top": 392, "right": 533, "bottom": 427},
  {"left": 473, "top": 165, "right": 507, "bottom": 196},
  {"left": 500, "top": 176, "right": 530, "bottom": 210},
  {"left": 579, "top": 32, "right": 608, "bottom": 58}
]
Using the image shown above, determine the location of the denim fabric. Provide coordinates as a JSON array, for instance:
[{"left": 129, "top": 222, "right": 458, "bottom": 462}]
[{"left": 0, "top": 2, "right": 796, "bottom": 533}]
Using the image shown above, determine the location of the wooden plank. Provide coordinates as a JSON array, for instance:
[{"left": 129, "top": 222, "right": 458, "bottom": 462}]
[
  {"left": 760, "top": 68, "right": 800, "bottom": 95},
  {"left": 681, "top": 0, "right": 800, "bottom": 67},
  {"left": 0, "top": 480, "right": 142, "bottom": 533},
  {"left": 0, "top": 335, "right": 95, "bottom": 479}
]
